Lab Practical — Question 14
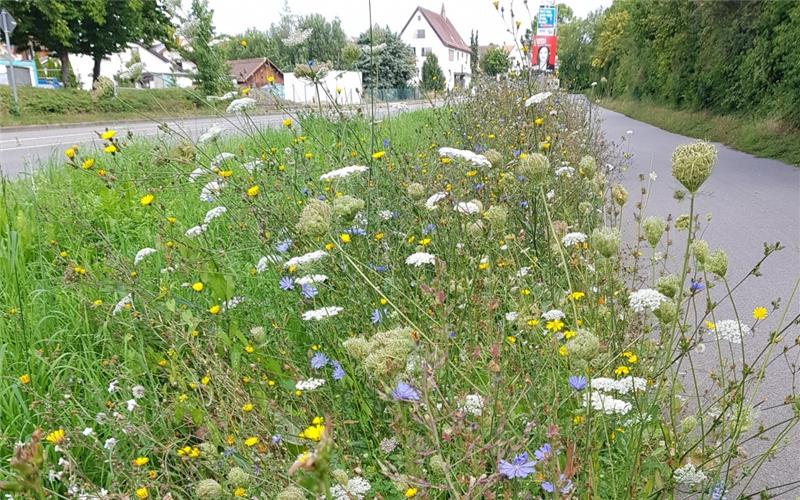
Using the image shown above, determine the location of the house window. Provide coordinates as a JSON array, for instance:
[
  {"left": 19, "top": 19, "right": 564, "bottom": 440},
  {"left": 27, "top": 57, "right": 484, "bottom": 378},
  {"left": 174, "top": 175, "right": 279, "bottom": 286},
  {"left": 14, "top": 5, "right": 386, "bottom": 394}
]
[
  {"left": 416, "top": 29, "right": 425, "bottom": 39},
  {"left": 449, "top": 49, "right": 454, "bottom": 61},
  {"left": 411, "top": 47, "right": 416, "bottom": 55},
  {"left": 417, "top": 14, "right": 421, "bottom": 21},
  {"left": 421, "top": 47, "right": 432, "bottom": 56}
]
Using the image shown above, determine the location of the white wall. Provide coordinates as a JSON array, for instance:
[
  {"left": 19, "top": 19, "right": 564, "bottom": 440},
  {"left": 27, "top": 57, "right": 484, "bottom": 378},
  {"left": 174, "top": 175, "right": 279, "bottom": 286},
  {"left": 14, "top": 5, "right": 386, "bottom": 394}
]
[
  {"left": 401, "top": 10, "right": 471, "bottom": 90},
  {"left": 283, "top": 71, "right": 362, "bottom": 105}
]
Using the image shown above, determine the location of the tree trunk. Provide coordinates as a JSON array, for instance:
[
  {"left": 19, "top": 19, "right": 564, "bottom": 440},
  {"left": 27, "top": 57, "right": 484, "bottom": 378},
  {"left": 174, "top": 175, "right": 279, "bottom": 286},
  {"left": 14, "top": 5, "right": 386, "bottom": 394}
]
[
  {"left": 59, "top": 51, "right": 70, "bottom": 88},
  {"left": 92, "top": 55, "right": 102, "bottom": 86}
]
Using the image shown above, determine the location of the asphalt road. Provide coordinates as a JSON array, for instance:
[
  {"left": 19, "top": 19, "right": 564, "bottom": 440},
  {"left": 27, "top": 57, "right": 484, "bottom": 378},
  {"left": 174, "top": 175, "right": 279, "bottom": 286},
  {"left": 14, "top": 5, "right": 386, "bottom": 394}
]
[
  {"left": 0, "top": 101, "right": 429, "bottom": 177},
  {"left": 598, "top": 106, "right": 800, "bottom": 497}
]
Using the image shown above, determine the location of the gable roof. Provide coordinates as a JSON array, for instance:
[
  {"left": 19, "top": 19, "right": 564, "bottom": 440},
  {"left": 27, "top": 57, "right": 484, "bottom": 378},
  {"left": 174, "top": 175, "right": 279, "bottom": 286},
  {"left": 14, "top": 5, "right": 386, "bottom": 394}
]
[
  {"left": 401, "top": 6, "right": 471, "bottom": 53},
  {"left": 227, "top": 57, "right": 282, "bottom": 82}
]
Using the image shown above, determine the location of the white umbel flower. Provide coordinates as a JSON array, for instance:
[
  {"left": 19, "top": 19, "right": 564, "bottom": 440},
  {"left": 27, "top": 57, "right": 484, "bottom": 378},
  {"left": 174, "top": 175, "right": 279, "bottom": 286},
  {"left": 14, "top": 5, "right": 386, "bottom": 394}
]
[
  {"left": 425, "top": 191, "right": 448, "bottom": 210},
  {"left": 198, "top": 124, "right": 224, "bottom": 143},
  {"left": 673, "top": 463, "right": 707, "bottom": 486},
  {"left": 710, "top": 320, "right": 752, "bottom": 343},
  {"left": 242, "top": 160, "right": 263, "bottom": 173},
  {"left": 561, "top": 232, "right": 587, "bottom": 246},
  {"left": 203, "top": 206, "right": 227, "bottom": 224},
  {"left": 200, "top": 180, "right": 225, "bottom": 202},
  {"left": 555, "top": 166, "right": 575, "bottom": 177},
  {"left": 133, "top": 247, "right": 156, "bottom": 265},
  {"left": 112, "top": 294, "right": 132, "bottom": 315},
  {"left": 256, "top": 255, "right": 283, "bottom": 273},
  {"left": 524, "top": 91, "right": 552, "bottom": 106},
  {"left": 405, "top": 252, "right": 436, "bottom": 267},
  {"left": 505, "top": 311, "right": 519, "bottom": 321},
  {"left": 296, "top": 274, "right": 328, "bottom": 285},
  {"left": 185, "top": 224, "right": 208, "bottom": 238},
  {"left": 454, "top": 201, "right": 481, "bottom": 214},
  {"left": 302, "top": 306, "right": 343, "bottom": 321},
  {"left": 210, "top": 152, "right": 235, "bottom": 168},
  {"left": 330, "top": 476, "right": 372, "bottom": 500},
  {"left": 226, "top": 97, "right": 256, "bottom": 114},
  {"left": 629, "top": 288, "right": 668, "bottom": 313},
  {"left": 221, "top": 296, "right": 245, "bottom": 312},
  {"left": 284, "top": 250, "right": 328, "bottom": 268},
  {"left": 319, "top": 165, "right": 368, "bottom": 181},
  {"left": 583, "top": 391, "right": 632, "bottom": 415},
  {"left": 542, "top": 309, "right": 566, "bottom": 321},
  {"left": 295, "top": 378, "right": 326, "bottom": 391},
  {"left": 461, "top": 394, "right": 484, "bottom": 416},
  {"left": 590, "top": 376, "right": 647, "bottom": 395},
  {"left": 438, "top": 147, "right": 491, "bottom": 168},
  {"left": 188, "top": 167, "right": 211, "bottom": 182}
]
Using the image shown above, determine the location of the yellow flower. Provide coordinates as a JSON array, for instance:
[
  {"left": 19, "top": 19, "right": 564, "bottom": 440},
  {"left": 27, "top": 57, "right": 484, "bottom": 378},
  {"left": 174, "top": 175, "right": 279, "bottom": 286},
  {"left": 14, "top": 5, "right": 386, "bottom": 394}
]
[
  {"left": 45, "top": 429, "right": 65, "bottom": 445},
  {"left": 242, "top": 403, "right": 254, "bottom": 412},
  {"left": 239, "top": 39, "right": 247, "bottom": 47},
  {"left": 466, "top": 170, "right": 478, "bottom": 177},
  {"left": 614, "top": 365, "right": 630, "bottom": 376},
  {"left": 558, "top": 345, "right": 569, "bottom": 356},
  {"left": 244, "top": 344, "right": 254, "bottom": 353},
  {"left": 324, "top": 243, "right": 335, "bottom": 251},
  {"left": 304, "top": 152, "right": 313, "bottom": 160},
  {"left": 573, "top": 415, "right": 584, "bottom": 425},
  {"left": 135, "top": 488, "right": 149, "bottom": 499},
  {"left": 488, "top": 133, "right": 496, "bottom": 140},
  {"left": 520, "top": 288, "right": 531, "bottom": 296},
  {"left": 81, "top": 158, "right": 95, "bottom": 169},
  {"left": 233, "top": 488, "right": 246, "bottom": 497},
  {"left": 282, "top": 117, "right": 292, "bottom": 127},
  {"left": 133, "top": 456, "right": 150, "bottom": 467},
  {"left": 201, "top": 375, "right": 210, "bottom": 385},
  {"left": 340, "top": 233, "right": 351, "bottom": 243},
  {"left": 247, "top": 185, "right": 260, "bottom": 197},
  {"left": 569, "top": 291, "right": 585, "bottom": 301},
  {"left": 419, "top": 237, "right": 431, "bottom": 246},
  {"left": 139, "top": 193, "right": 154, "bottom": 206},
  {"left": 65, "top": 147, "right": 76, "bottom": 159},
  {"left": 405, "top": 488, "right": 418, "bottom": 498},
  {"left": 299, "top": 423, "right": 325, "bottom": 441},
  {"left": 244, "top": 436, "right": 259, "bottom": 447},
  {"left": 312, "top": 416, "right": 324, "bottom": 425},
  {"left": 534, "top": 117, "right": 544, "bottom": 126},
  {"left": 527, "top": 319, "right": 540, "bottom": 327},
  {"left": 545, "top": 319, "right": 564, "bottom": 332},
  {"left": 219, "top": 169, "right": 233, "bottom": 177},
  {"left": 753, "top": 306, "right": 767, "bottom": 320},
  {"left": 622, "top": 351, "right": 638, "bottom": 364},
  {"left": 440, "top": 157, "right": 451, "bottom": 164},
  {"left": 336, "top": 86, "right": 342, "bottom": 94},
  {"left": 192, "top": 282, "right": 204, "bottom": 292},
  {"left": 374, "top": 232, "right": 385, "bottom": 241},
  {"left": 478, "top": 262, "right": 490, "bottom": 271},
  {"left": 104, "top": 144, "right": 117, "bottom": 154},
  {"left": 506, "top": 335, "right": 516, "bottom": 344},
  {"left": 166, "top": 216, "right": 177, "bottom": 224},
  {"left": 19, "top": 374, "right": 30, "bottom": 385},
  {"left": 97, "top": 169, "right": 106, "bottom": 176},
  {"left": 372, "top": 151, "right": 386, "bottom": 159},
  {"left": 268, "top": 75, "right": 275, "bottom": 84},
  {"left": 100, "top": 130, "right": 116, "bottom": 140},
  {"left": 209, "top": 305, "right": 221, "bottom": 315},
  {"left": 147, "top": 470, "right": 157, "bottom": 479},
  {"left": 563, "top": 330, "right": 577, "bottom": 339},
  {"left": 705, "top": 321, "right": 716, "bottom": 330}
]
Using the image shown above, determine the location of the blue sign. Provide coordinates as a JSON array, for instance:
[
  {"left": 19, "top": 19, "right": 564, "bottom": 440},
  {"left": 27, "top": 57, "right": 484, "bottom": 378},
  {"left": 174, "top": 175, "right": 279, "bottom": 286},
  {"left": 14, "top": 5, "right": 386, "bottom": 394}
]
[{"left": 538, "top": 6, "right": 557, "bottom": 30}]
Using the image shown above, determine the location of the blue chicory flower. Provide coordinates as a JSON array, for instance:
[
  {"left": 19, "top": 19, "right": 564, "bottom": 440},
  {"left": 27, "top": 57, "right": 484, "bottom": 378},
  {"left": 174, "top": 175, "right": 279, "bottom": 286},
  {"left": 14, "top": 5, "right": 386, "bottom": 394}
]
[
  {"left": 690, "top": 278, "right": 705, "bottom": 293},
  {"left": 541, "top": 481, "right": 554, "bottom": 493},
  {"left": 301, "top": 284, "right": 318, "bottom": 299},
  {"left": 371, "top": 308, "right": 387, "bottom": 324},
  {"left": 310, "top": 352, "right": 328, "bottom": 369},
  {"left": 391, "top": 381, "right": 420, "bottom": 401},
  {"left": 498, "top": 452, "right": 536, "bottom": 479},
  {"left": 534, "top": 443, "right": 552, "bottom": 461},
  {"left": 279, "top": 276, "right": 294, "bottom": 291},
  {"left": 568, "top": 375, "right": 587, "bottom": 391},
  {"left": 276, "top": 239, "right": 292, "bottom": 253},
  {"left": 331, "top": 360, "right": 345, "bottom": 381}
]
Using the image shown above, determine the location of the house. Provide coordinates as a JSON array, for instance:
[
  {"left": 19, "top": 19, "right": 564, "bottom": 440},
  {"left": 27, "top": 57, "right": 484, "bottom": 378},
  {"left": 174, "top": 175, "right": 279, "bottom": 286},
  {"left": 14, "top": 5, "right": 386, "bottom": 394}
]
[
  {"left": 228, "top": 58, "right": 283, "bottom": 88},
  {"left": 478, "top": 43, "right": 527, "bottom": 73},
  {"left": 69, "top": 44, "right": 195, "bottom": 90},
  {"left": 400, "top": 5, "right": 472, "bottom": 89}
]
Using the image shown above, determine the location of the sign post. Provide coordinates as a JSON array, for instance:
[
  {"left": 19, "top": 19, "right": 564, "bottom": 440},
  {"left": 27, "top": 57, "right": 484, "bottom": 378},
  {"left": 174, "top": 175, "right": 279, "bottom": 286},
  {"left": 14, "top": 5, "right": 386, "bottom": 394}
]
[{"left": 1, "top": 9, "right": 18, "bottom": 108}]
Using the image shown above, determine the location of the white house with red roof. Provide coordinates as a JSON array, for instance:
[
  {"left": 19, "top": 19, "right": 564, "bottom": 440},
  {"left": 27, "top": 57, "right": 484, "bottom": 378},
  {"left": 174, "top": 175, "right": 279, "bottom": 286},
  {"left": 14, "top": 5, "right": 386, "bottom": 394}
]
[{"left": 400, "top": 5, "right": 472, "bottom": 90}]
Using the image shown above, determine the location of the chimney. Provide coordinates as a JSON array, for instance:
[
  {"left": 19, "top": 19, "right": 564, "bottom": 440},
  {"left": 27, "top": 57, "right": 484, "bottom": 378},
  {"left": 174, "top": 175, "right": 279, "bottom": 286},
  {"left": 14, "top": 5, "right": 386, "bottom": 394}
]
[{"left": 441, "top": 3, "right": 446, "bottom": 18}]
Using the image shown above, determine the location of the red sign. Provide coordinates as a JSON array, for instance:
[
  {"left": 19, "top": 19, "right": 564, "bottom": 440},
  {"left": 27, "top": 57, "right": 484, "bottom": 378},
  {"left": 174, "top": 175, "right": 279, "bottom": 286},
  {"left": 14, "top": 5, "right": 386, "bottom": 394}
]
[{"left": 532, "top": 35, "right": 557, "bottom": 71}]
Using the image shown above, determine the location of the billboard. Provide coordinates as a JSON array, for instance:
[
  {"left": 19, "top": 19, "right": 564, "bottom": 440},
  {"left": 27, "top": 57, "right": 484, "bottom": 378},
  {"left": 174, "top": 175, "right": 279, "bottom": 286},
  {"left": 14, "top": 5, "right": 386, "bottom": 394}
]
[
  {"left": 537, "top": 6, "right": 557, "bottom": 35},
  {"left": 533, "top": 35, "right": 557, "bottom": 71}
]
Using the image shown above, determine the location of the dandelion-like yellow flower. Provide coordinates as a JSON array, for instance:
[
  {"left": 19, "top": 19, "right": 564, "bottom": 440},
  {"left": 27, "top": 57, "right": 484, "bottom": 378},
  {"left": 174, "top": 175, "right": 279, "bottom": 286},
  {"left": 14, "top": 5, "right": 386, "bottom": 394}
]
[
  {"left": 340, "top": 233, "right": 351, "bottom": 243},
  {"left": 527, "top": 319, "right": 540, "bottom": 327},
  {"left": 372, "top": 151, "right": 386, "bottom": 159},
  {"left": 209, "top": 305, "right": 221, "bottom": 315},
  {"left": 192, "top": 282, "right": 204, "bottom": 292},
  {"left": 478, "top": 262, "right": 490, "bottom": 271},
  {"left": 559, "top": 345, "right": 569, "bottom": 356},
  {"left": 244, "top": 436, "right": 259, "bottom": 447},
  {"left": 753, "top": 306, "right": 767, "bottom": 320},
  {"left": 247, "top": 185, "right": 260, "bottom": 197},
  {"left": 299, "top": 423, "right": 324, "bottom": 441},
  {"left": 82, "top": 158, "right": 95, "bottom": 169},
  {"left": 97, "top": 169, "right": 106, "bottom": 176},
  {"left": 201, "top": 375, "right": 210, "bottom": 385},
  {"left": 405, "top": 488, "right": 418, "bottom": 498},
  {"left": 242, "top": 403, "right": 254, "bottom": 412},
  {"left": 506, "top": 335, "right": 516, "bottom": 344},
  {"left": 466, "top": 170, "right": 478, "bottom": 177},
  {"left": 440, "top": 157, "right": 451, "bottom": 164},
  {"left": 133, "top": 456, "right": 149, "bottom": 467},
  {"left": 219, "top": 170, "right": 233, "bottom": 178},
  {"left": 45, "top": 429, "right": 65, "bottom": 445},
  {"left": 614, "top": 365, "right": 630, "bottom": 376},
  {"left": 135, "top": 488, "right": 148, "bottom": 499},
  {"left": 568, "top": 291, "right": 585, "bottom": 301},
  {"left": 563, "top": 330, "right": 576, "bottom": 340},
  {"left": 147, "top": 470, "right": 157, "bottom": 479},
  {"left": 304, "top": 152, "right": 313, "bottom": 160},
  {"left": 534, "top": 117, "right": 544, "bottom": 126},
  {"left": 65, "top": 147, "right": 76, "bottom": 159},
  {"left": 374, "top": 232, "right": 385, "bottom": 241},
  {"left": 139, "top": 194, "right": 154, "bottom": 206},
  {"left": 244, "top": 344, "right": 254, "bottom": 353},
  {"left": 622, "top": 351, "right": 638, "bottom": 364},
  {"left": 545, "top": 319, "right": 564, "bottom": 332},
  {"left": 233, "top": 488, "right": 246, "bottom": 497},
  {"left": 282, "top": 118, "right": 292, "bottom": 127},
  {"left": 19, "top": 374, "right": 30, "bottom": 385},
  {"left": 100, "top": 130, "right": 116, "bottom": 140},
  {"left": 104, "top": 144, "right": 117, "bottom": 154}
]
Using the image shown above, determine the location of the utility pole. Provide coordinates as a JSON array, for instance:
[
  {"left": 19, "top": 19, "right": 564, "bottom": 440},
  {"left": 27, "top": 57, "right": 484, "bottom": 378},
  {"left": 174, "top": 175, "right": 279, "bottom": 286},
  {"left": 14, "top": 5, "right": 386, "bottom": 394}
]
[{"left": 1, "top": 9, "right": 19, "bottom": 109}]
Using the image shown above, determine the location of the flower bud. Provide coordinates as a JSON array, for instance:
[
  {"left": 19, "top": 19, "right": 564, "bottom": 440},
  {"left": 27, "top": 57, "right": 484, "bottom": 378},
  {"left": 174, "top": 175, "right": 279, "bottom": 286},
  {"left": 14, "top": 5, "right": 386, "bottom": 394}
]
[
  {"left": 483, "top": 149, "right": 503, "bottom": 167},
  {"left": 195, "top": 479, "right": 223, "bottom": 500},
  {"left": 706, "top": 249, "right": 728, "bottom": 278},
  {"left": 612, "top": 184, "right": 628, "bottom": 206},
  {"left": 590, "top": 226, "right": 620, "bottom": 258},
  {"left": 516, "top": 153, "right": 549, "bottom": 182},
  {"left": 671, "top": 141, "right": 717, "bottom": 193},
  {"left": 642, "top": 216, "right": 667, "bottom": 247},
  {"left": 691, "top": 239, "right": 708, "bottom": 263},
  {"left": 407, "top": 182, "right": 426, "bottom": 200}
]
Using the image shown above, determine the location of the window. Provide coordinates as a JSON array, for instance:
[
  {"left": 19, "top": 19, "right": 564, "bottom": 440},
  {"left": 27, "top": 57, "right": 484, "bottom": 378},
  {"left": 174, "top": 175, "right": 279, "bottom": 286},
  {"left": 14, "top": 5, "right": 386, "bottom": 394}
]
[
  {"left": 417, "top": 14, "right": 421, "bottom": 21},
  {"left": 411, "top": 47, "right": 416, "bottom": 56},
  {"left": 449, "top": 49, "right": 454, "bottom": 61},
  {"left": 416, "top": 29, "right": 425, "bottom": 39},
  {"left": 421, "top": 47, "right": 432, "bottom": 56}
]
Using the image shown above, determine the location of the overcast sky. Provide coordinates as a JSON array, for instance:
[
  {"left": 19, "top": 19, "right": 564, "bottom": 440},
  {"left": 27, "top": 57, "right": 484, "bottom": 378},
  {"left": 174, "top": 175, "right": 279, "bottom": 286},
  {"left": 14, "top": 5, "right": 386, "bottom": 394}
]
[{"left": 196, "top": 0, "right": 612, "bottom": 45}]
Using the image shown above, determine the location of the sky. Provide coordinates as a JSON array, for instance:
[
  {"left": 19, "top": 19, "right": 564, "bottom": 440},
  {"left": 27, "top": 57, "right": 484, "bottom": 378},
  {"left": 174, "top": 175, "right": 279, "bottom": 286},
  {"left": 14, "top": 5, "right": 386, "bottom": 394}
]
[{"left": 198, "top": 0, "right": 612, "bottom": 45}]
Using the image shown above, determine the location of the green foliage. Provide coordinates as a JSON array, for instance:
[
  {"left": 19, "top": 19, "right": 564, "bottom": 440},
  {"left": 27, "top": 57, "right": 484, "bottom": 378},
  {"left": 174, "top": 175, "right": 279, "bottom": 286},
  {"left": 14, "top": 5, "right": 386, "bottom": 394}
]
[
  {"left": 355, "top": 25, "right": 415, "bottom": 89},
  {"left": 179, "top": 0, "right": 233, "bottom": 96},
  {"left": 480, "top": 45, "right": 510, "bottom": 76},
  {"left": 469, "top": 30, "right": 480, "bottom": 76},
  {"left": 420, "top": 53, "right": 445, "bottom": 92}
]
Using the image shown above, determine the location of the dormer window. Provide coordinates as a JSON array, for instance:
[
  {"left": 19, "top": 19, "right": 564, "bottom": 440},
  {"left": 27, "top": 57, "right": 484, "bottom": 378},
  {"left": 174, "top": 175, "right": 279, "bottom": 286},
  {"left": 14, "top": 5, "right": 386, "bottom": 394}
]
[{"left": 416, "top": 29, "right": 425, "bottom": 38}]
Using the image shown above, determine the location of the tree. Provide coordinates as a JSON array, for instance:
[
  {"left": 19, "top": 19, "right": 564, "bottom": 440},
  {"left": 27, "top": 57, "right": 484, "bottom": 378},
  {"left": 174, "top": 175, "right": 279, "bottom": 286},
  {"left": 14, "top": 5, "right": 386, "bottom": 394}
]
[
  {"left": 421, "top": 53, "right": 445, "bottom": 91},
  {"left": 469, "top": 30, "right": 479, "bottom": 76},
  {"left": 480, "top": 45, "right": 510, "bottom": 76},
  {"left": 178, "top": 0, "right": 232, "bottom": 95},
  {"left": 355, "top": 25, "right": 415, "bottom": 89}
]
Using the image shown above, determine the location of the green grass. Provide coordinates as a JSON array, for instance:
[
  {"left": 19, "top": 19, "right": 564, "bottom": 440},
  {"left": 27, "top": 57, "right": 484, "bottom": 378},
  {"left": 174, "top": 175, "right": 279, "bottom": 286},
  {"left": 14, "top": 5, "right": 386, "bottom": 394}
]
[{"left": 597, "top": 97, "right": 800, "bottom": 166}]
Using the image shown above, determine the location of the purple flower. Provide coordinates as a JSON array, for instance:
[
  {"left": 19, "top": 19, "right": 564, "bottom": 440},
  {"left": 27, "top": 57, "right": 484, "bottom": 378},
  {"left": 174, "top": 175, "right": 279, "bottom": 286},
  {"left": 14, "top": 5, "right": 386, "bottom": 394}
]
[
  {"left": 498, "top": 452, "right": 536, "bottom": 479},
  {"left": 391, "top": 381, "right": 420, "bottom": 402},
  {"left": 474, "top": 144, "right": 486, "bottom": 153},
  {"left": 301, "top": 284, "right": 318, "bottom": 299},
  {"left": 331, "top": 360, "right": 345, "bottom": 381},
  {"left": 518, "top": 200, "right": 529, "bottom": 208},
  {"left": 383, "top": 138, "right": 391, "bottom": 148},
  {"left": 690, "top": 279, "right": 705, "bottom": 293},
  {"left": 223, "top": 447, "right": 235, "bottom": 458},
  {"left": 372, "top": 265, "right": 388, "bottom": 272},
  {"left": 513, "top": 149, "right": 521, "bottom": 158},
  {"left": 371, "top": 308, "right": 387, "bottom": 324},
  {"left": 422, "top": 223, "right": 437, "bottom": 235},
  {"left": 271, "top": 434, "right": 282, "bottom": 445},
  {"left": 276, "top": 239, "right": 292, "bottom": 253},
  {"left": 310, "top": 352, "right": 328, "bottom": 369},
  {"left": 534, "top": 443, "right": 552, "bottom": 461},
  {"left": 560, "top": 478, "right": 574, "bottom": 495},
  {"left": 316, "top": 194, "right": 326, "bottom": 201},
  {"left": 709, "top": 482, "right": 727, "bottom": 500},
  {"left": 541, "top": 481, "right": 554, "bottom": 493},
  {"left": 473, "top": 183, "right": 485, "bottom": 191},
  {"left": 279, "top": 276, "right": 294, "bottom": 291},
  {"left": 568, "top": 375, "right": 587, "bottom": 391},
  {"left": 345, "top": 227, "right": 367, "bottom": 236}
]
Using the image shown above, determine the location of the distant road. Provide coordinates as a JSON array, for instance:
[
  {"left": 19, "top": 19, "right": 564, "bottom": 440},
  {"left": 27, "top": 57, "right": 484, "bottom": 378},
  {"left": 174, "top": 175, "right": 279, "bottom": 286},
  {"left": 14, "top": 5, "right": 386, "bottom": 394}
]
[{"left": 0, "top": 101, "right": 433, "bottom": 177}]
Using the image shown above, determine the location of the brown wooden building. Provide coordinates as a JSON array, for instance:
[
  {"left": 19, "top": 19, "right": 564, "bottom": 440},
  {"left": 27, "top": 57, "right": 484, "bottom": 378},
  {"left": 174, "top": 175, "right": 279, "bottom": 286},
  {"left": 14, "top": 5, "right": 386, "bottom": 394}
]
[{"left": 227, "top": 58, "right": 283, "bottom": 88}]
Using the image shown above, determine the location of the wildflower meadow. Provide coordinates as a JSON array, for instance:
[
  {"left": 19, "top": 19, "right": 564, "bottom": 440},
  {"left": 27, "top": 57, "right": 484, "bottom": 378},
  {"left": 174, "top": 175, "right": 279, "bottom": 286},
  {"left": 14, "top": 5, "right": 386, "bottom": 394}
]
[{"left": 1, "top": 78, "right": 798, "bottom": 499}]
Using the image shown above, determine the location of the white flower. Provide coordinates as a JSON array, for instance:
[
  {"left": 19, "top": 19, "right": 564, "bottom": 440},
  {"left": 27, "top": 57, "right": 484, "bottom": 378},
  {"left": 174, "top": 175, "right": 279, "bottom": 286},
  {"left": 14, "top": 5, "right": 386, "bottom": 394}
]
[
  {"left": 256, "top": 255, "right": 283, "bottom": 273},
  {"left": 283, "top": 27, "right": 312, "bottom": 46},
  {"left": 505, "top": 311, "right": 518, "bottom": 322},
  {"left": 626, "top": 129, "right": 633, "bottom": 135},
  {"left": 103, "top": 438, "right": 117, "bottom": 450},
  {"left": 284, "top": 250, "right": 328, "bottom": 268},
  {"left": 546, "top": 189, "right": 555, "bottom": 200},
  {"left": 454, "top": 201, "right": 481, "bottom": 214},
  {"left": 524, "top": 91, "right": 552, "bottom": 106},
  {"left": 583, "top": 391, "right": 631, "bottom": 415},
  {"left": 242, "top": 160, "right": 263, "bottom": 173},
  {"left": 561, "top": 232, "right": 587, "bottom": 246},
  {"left": 112, "top": 294, "right": 132, "bottom": 316},
  {"left": 555, "top": 166, "right": 575, "bottom": 177},
  {"left": 709, "top": 320, "right": 752, "bottom": 343},
  {"left": 649, "top": 171, "right": 658, "bottom": 181},
  {"left": 302, "top": 306, "right": 343, "bottom": 321},
  {"left": 461, "top": 394, "right": 484, "bottom": 416},
  {"left": 205, "top": 91, "right": 236, "bottom": 102},
  {"left": 133, "top": 247, "right": 156, "bottom": 266},
  {"left": 319, "top": 165, "right": 368, "bottom": 181},
  {"left": 405, "top": 252, "right": 436, "bottom": 267},
  {"left": 296, "top": 274, "right": 328, "bottom": 285},
  {"left": 188, "top": 166, "right": 211, "bottom": 182},
  {"left": 295, "top": 378, "right": 326, "bottom": 391},
  {"left": 200, "top": 180, "right": 225, "bottom": 202},
  {"left": 438, "top": 147, "right": 491, "bottom": 168},
  {"left": 210, "top": 152, "right": 235, "bottom": 168},
  {"left": 185, "top": 224, "right": 208, "bottom": 238},
  {"left": 82, "top": 427, "right": 94, "bottom": 436},
  {"left": 226, "top": 97, "right": 256, "bottom": 114},
  {"left": 589, "top": 376, "right": 647, "bottom": 395},
  {"left": 160, "top": 266, "right": 175, "bottom": 274},
  {"left": 673, "top": 463, "right": 707, "bottom": 485},
  {"left": 425, "top": 191, "right": 448, "bottom": 210},
  {"left": 591, "top": 81, "right": 598, "bottom": 87},
  {"left": 515, "top": 267, "right": 530, "bottom": 278},
  {"left": 629, "top": 288, "right": 668, "bottom": 313},
  {"left": 126, "top": 399, "right": 137, "bottom": 412},
  {"left": 542, "top": 309, "right": 565, "bottom": 321},
  {"left": 198, "top": 124, "right": 224, "bottom": 143},
  {"left": 131, "top": 385, "right": 145, "bottom": 399},
  {"left": 107, "top": 379, "right": 119, "bottom": 393},
  {"left": 330, "top": 476, "right": 371, "bottom": 500},
  {"left": 378, "top": 209, "right": 394, "bottom": 220},
  {"left": 221, "top": 296, "right": 245, "bottom": 312},
  {"left": 203, "top": 206, "right": 227, "bottom": 224}
]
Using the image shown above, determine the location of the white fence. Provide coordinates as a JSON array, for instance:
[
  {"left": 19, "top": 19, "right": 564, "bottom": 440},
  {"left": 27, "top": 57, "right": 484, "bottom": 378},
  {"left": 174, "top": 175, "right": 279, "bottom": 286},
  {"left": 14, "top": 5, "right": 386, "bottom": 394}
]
[{"left": 283, "top": 70, "right": 362, "bottom": 105}]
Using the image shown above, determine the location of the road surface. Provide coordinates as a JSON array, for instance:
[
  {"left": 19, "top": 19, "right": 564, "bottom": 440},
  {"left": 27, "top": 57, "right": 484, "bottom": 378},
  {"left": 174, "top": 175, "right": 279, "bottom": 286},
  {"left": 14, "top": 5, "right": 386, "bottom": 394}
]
[
  {"left": 0, "top": 101, "right": 430, "bottom": 177},
  {"left": 598, "top": 106, "right": 800, "bottom": 498}
]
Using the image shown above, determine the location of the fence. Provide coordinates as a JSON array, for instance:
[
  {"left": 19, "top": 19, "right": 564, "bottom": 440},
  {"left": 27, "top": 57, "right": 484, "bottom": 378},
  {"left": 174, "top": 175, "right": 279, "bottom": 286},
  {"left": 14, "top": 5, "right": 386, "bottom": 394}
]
[{"left": 365, "top": 87, "right": 422, "bottom": 102}]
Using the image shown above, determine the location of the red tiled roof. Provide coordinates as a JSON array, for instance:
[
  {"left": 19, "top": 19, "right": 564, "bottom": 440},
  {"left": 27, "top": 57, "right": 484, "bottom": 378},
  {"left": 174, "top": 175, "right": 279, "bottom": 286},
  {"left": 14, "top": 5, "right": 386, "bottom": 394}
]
[
  {"left": 227, "top": 57, "right": 282, "bottom": 83},
  {"left": 402, "top": 6, "right": 471, "bottom": 53}
]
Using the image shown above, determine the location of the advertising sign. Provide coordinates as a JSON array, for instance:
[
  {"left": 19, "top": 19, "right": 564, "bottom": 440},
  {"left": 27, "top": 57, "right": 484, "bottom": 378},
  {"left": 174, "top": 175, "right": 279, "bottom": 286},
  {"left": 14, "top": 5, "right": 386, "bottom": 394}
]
[
  {"left": 537, "top": 6, "right": 557, "bottom": 34},
  {"left": 533, "top": 35, "right": 557, "bottom": 72}
]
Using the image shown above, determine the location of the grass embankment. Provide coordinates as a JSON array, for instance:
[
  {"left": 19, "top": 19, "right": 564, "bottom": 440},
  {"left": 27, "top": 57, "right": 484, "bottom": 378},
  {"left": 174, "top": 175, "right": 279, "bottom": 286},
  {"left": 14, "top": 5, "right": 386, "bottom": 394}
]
[{"left": 598, "top": 98, "right": 800, "bottom": 166}]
